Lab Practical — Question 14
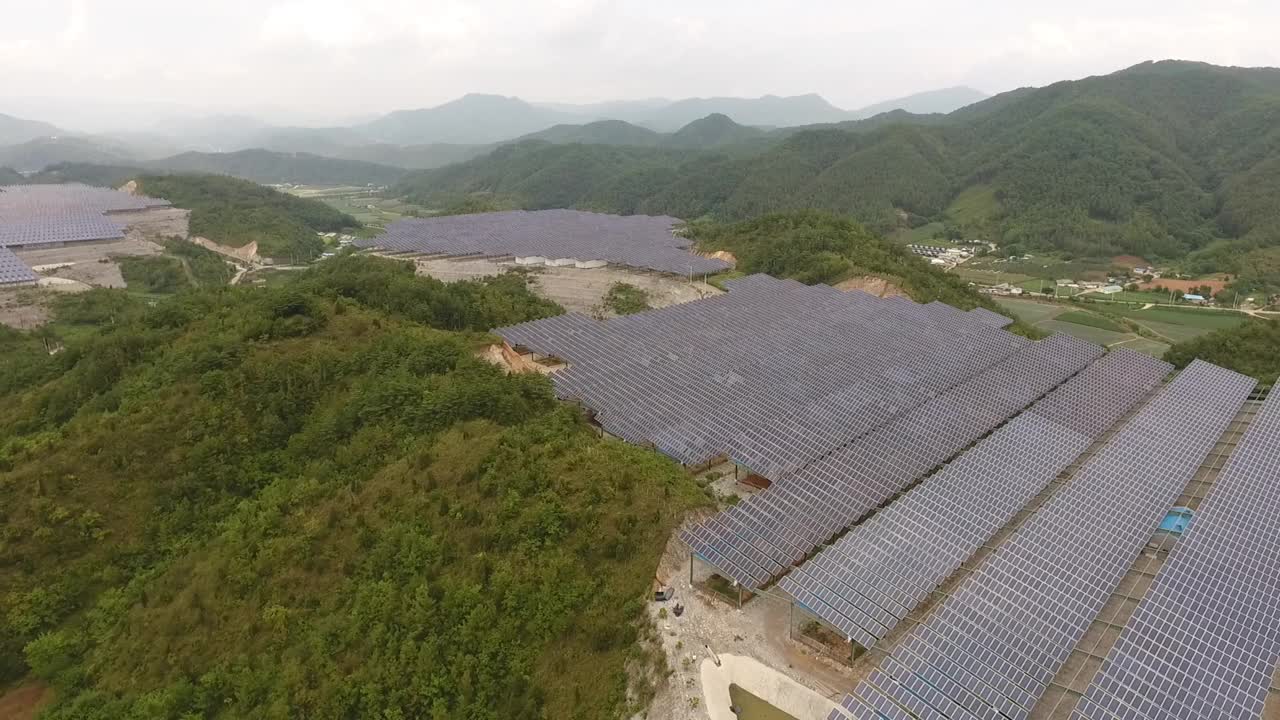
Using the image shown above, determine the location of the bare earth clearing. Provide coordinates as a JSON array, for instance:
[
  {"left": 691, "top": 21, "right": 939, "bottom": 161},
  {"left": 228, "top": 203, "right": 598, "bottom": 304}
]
[
  {"left": 834, "top": 275, "right": 906, "bottom": 298},
  {"left": 638, "top": 515, "right": 851, "bottom": 720},
  {"left": 0, "top": 289, "right": 53, "bottom": 329},
  {"left": 0, "top": 682, "right": 51, "bottom": 720},
  {"left": 0, "top": 208, "right": 193, "bottom": 327},
  {"left": 409, "top": 257, "right": 721, "bottom": 314}
]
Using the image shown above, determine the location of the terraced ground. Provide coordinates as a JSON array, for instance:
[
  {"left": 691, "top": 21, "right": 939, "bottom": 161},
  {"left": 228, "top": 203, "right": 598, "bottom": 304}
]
[{"left": 995, "top": 298, "right": 1171, "bottom": 357}]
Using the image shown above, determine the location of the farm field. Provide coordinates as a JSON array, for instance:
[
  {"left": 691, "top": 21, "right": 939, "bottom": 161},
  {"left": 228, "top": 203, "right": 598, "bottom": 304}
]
[
  {"left": 1088, "top": 290, "right": 1171, "bottom": 304},
  {"left": 994, "top": 298, "right": 1171, "bottom": 357},
  {"left": 1038, "top": 319, "right": 1132, "bottom": 346},
  {"left": 1055, "top": 311, "right": 1126, "bottom": 333},
  {"left": 1103, "top": 306, "right": 1252, "bottom": 343},
  {"left": 951, "top": 265, "right": 1035, "bottom": 287},
  {"left": 282, "top": 185, "right": 429, "bottom": 229},
  {"left": 888, "top": 222, "right": 956, "bottom": 246}
]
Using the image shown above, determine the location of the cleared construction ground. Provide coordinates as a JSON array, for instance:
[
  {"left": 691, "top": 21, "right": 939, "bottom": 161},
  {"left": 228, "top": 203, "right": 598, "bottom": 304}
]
[{"left": 409, "top": 256, "right": 719, "bottom": 314}]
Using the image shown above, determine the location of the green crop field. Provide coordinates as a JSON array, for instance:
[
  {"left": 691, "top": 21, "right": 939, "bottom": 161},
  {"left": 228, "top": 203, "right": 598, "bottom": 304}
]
[
  {"left": 994, "top": 298, "right": 1063, "bottom": 325},
  {"left": 1039, "top": 319, "right": 1132, "bottom": 346},
  {"left": 1111, "top": 337, "right": 1172, "bottom": 357},
  {"left": 1056, "top": 311, "right": 1126, "bottom": 333},
  {"left": 889, "top": 222, "right": 957, "bottom": 246},
  {"left": 951, "top": 266, "right": 1035, "bottom": 286},
  {"left": 1115, "top": 307, "right": 1250, "bottom": 329},
  {"left": 994, "top": 298, "right": 1171, "bottom": 358}
]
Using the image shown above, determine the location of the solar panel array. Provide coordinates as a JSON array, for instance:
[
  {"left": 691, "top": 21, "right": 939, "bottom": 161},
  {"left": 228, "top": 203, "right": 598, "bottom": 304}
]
[
  {"left": 0, "top": 214, "right": 127, "bottom": 247},
  {"left": 783, "top": 349, "right": 1172, "bottom": 651},
  {"left": 0, "top": 184, "right": 172, "bottom": 279},
  {"left": 354, "top": 208, "right": 730, "bottom": 275},
  {"left": 1075, "top": 380, "right": 1280, "bottom": 720},
  {"left": 833, "top": 360, "right": 1256, "bottom": 720},
  {"left": 0, "top": 183, "right": 170, "bottom": 220},
  {"left": 500, "top": 275, "right": 1024, "bottom": 477},
  {"left": 681, "top": 332, "right": 1104, "bottom": 591},
  {"left": 0, "top": 246, "right": 38, "bottom": 285}
]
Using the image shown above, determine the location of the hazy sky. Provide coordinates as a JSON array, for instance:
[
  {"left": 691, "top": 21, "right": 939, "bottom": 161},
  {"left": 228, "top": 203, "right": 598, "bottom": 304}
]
[{"left": 3, "top": 0, "right": 1279, "bottom": 130}]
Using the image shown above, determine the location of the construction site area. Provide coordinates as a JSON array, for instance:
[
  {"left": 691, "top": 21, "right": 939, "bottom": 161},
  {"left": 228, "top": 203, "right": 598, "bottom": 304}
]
[
  {"left": 496, "top": 274, "right": 1280, "bottom": 720},
  {"left": 355, "top": 208, "right": 731, "bottom": 314},
  {"left": 0, "top": 183, "right": 189, "bottom": 327}
]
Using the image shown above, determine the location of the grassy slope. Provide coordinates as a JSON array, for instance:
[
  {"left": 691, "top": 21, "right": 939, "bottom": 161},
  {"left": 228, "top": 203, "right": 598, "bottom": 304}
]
[{"left": 0, "top": 257, "right": 704, "bottom": 719}]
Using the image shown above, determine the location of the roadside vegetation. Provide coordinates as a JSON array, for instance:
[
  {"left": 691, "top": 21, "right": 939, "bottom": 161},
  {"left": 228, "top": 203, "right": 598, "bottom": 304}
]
[{"left": 0, "top": 256, "right": 705, "bottom": 719}]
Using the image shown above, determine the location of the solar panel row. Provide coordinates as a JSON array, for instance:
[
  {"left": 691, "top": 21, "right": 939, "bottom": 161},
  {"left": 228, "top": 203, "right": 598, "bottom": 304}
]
[
  {"left": 1075, "top": 379, "right": 1280, "bottom": 720},
  {"left": 783, "top": 349, "right": 1172, "bottom": 651},
  {"left": 355, "top": 208, "right": 731, "bottom": 275},
  {"left": 681, "top": 332, "right": 1105, "bottom": 592},
  {"left": 0, "top": 184, "right": 172, "bottom": 279},
  {"left": 499, "top": 275, "right": 1022, "bottom": 478},
  {"left": 0, "top": 246, "right": 38, "bottom": 285},
  {"left": 834, "top": 360, "right": 1256, "bottom": 720}
]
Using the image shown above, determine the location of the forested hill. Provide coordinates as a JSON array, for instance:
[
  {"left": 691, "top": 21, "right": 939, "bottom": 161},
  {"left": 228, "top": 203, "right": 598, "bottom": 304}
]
[
  {"left": 394, "top": 61, "right": 1280, "bottom": 269},
  {"left": 150, "top": 149, "right": 407, "bottom": 186},
  {"left": 136, "top": 174, "right": 358, "bottom": 261},
  {"left": 0, "top": 256, "right": 705, "bottom": 719},
  {"left": 11, "top": 148, "right": 408, "bottom": 187}
]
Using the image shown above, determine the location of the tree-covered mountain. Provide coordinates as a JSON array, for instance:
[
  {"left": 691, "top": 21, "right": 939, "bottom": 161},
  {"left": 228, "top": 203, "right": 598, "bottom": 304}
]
[
  {"left": 329, "top": 142, "right": 492, "bottom": 170},
  {"left": 393, "top": 61, "right": 1280, "bottom": 272},
  {"left": 136, "top": 174, "right": 358, "bottom": 261},
  {"left": 0, "top": 256, "right": 703, "bottom": 719},
  {"left": 638, "top": 93, "right": 849, "bottom": 130},
  {"left": 0, "top": 112, "right": 65, "bottom": 145},
  {"left": 358, "top": 94, "right": 578, "bottom": 145},
  {"left": 691, "top": 211, "right": 1020, "bottom": 319},
  {"left": 150, "top": 149, "right": 407, "bottom": 186},
  {"left": 0, "top": 136, "right": 136, "bottom": 172},
  {"left": 664, "top": 113, "right": 767, "bottom": 149},
  {"left": 15, "top": 148, "right": 409, "bottom": 188},
  {"left": 848, "top": 86, "right": 988, "bottom": 118},
  {"left": 520, "top": 119, "right": 665, "bottom": 147}
]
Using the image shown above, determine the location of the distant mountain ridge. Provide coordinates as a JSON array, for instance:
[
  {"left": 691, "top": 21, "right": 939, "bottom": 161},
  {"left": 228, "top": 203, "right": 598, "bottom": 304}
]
[
  {"left": 848, "top": 86, "right": 987, "bottom": 119},
  {"left": 357, "top": 94, "right": 578, "bottom": 145},
  {"left": 2, "top": 86, "right": 989, "bottom": 168},
  {"left": 391, "top": 61, "right": 1280, "bottom": 276},
  {"left": 0, "top": 112, "right": 67, "bottom": 145}
]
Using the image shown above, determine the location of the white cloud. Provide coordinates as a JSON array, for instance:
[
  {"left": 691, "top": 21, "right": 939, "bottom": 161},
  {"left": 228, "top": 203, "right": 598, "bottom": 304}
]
[{"left": 0, "top": 0, "right": 1276, "bottom": 130}]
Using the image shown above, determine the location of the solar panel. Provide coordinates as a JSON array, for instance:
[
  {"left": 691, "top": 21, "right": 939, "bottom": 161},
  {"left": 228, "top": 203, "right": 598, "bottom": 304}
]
[
  {"left": 500, "top": 275, "right": 1026, "bottom": 476},
  {"left": 0, "top": 184, "right": 169, "bottom": 249},
  {"left": 0, "top": 246, "right": 37, "bottom": 285},
  {"left": 355, "top": 208, "right": 731, "bottom": 275},
  {"left": 683, "top": 332, "right": 1105, "bottom": 591},
  {"left": 780, "top": 350, "right": 1171, "bottom": 651},
  {"left": 844, "top": 360, "right": 1256, "bottom": 720},
  {"left": 1073, "top": 379, "right": 1280, "bottom": 720}
]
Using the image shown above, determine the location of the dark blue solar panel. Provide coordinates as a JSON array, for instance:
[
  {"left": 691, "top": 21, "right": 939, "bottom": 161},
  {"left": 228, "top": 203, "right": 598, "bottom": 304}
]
[
  {"left": 0, "top": 246, "right": 37, "bottom": 285},
  {"left": 355, "top": 208, "right": 731, "bottom": 275},
  {"left": 1074, "top": 380, "right": 1280, "bottom": 720}
]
